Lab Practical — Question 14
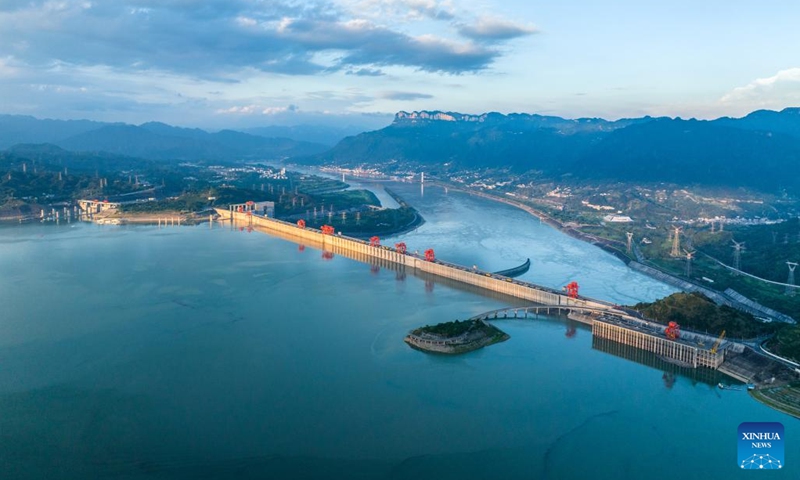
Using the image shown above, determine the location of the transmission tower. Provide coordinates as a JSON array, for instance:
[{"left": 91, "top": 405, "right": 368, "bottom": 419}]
[
  {"left": 787, "top": 262, "right": 798, "bottom": 296},
  {"left": 731, "top": 240, "right": 745, "bottom": 272},
  {"left": 710, "top": 221, "right": 715, "bottom": 233},
  {"left": 626, "top": 232, "right": 634, "bottom": 254},
  {"left": 684, "top": 249, "right": 695, "bottom": 278},
  {"left": 670, "top": 226, "right": 682, "bottom": 257}
]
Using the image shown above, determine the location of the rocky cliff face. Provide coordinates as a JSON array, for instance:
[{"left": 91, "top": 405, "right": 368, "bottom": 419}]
[{"left": 394, "top": 111, "right": 489, "bottom": 123}]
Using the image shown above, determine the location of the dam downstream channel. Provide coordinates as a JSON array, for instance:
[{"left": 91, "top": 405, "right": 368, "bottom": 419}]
[{"left": 0, "top": 185, "right": 796, "bottom": 479}]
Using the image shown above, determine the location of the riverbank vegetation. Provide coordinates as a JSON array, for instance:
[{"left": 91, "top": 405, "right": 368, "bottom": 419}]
[
  {"left": 750, "top": 383, "right": 800, "bottom": 420},
  {"left": 766, "top": 326, "right": 800, "bottom": 364},
  {"left": 412, "top": 319, "right": 478, "bottom": 337},
  {"left": 632, "top": 292, "right": 800, "bottom": 364},
  {"left": 631, "top": 292, "right": 780, "bottom": 339}
]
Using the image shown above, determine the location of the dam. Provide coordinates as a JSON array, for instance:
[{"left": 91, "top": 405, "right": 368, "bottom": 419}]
[
  {"left": 219, "top": 207, "right": 612, "bottom": 309},
  {"left": 218, "top": 207, "right": 729, "bottom": 369}
]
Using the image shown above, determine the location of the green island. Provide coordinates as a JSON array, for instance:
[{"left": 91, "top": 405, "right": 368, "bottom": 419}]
[{"left": 404, "top": 319, "right": 510, "bottom": 354}]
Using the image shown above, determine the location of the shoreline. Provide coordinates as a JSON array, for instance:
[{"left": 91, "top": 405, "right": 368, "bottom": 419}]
[
  {"left": 345, "top": 210, "right": 425, "bottom": 240},
  {"left": 429, "top": 181, "right": 796, "bottom": 322},
  {"left": 429, "top": 181, "right": 631, "bottom": 259},
  {"left": 92, "top": 210, "right": 212, "bottom": 225},
  {"left": 320, "top": 187, "right": 426, "bottom": 240}
]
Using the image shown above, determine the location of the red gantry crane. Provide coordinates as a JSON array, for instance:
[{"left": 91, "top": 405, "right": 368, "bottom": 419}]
[
  {"left": 321, "top": 225, "right": 335, "bottom": 235},
  {"left": 297, "top": 219, "right": 306, "bottom": 228},
  {"left": 370, "top": 236, "right": 381, "bottom": 247},
  {"left": 665, "top": 321, "right": 681, "bottom": 340},
  {"left": 565, "top": 281, "right": 579, "bottom": 299},
  {"left": 424, "top": 249, "right": 435, "bottom": 262},
  {"left": 395, "top": 242, "right": 407, "bottom": 254}
]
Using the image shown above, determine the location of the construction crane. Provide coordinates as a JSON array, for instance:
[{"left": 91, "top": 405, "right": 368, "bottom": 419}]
[
  {"left": 710, "top": 330, "right": 726, "bottom": 354},
  {"left": 664, "top": 321, "right": 681, "bottom": 340},
  {"left": 565, "top": 281, "right": 579, "bottom": 299}
]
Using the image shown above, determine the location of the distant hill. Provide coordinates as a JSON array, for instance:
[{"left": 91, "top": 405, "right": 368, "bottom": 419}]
[
  {"left": 713, "top": 107, "right": 800, "bottom": 138},
  {"left": 55, "top": 125, "right": 327, "bottom": 162},
  {"left": 309, "top": 108, "right": 800, "bottom": 193},
  {"left": 3, "top": 143, "right": 156, "bottom": 173},
  {"left": 0, "top": 114, "right": 111, "bottom": 149},
  {"left": 243, "top": 124, "right": 372, "bottom": 146},
  {"left": 313, "top": 110, "right": 647, "bottom": 172},
  {"left": 574, "top": 117, "right": 800, "bottom": 191},
  {"left": 139, "top": 121, "right": 209, "bottom": 140},
  {"left": 0, "top": 115, "right": 328, "bottom": 162}
]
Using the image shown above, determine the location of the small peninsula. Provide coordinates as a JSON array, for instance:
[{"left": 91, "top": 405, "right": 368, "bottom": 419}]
[{"left": 404, "top": 319, "right": 509, "bottom": 354}]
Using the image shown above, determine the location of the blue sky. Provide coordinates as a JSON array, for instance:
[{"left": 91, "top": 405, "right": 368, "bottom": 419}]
[{"left": 0, "top": 0, "right": 798, "bottom": 129}]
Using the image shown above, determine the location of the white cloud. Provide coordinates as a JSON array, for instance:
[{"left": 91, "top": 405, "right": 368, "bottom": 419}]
[
  {"left": 0, "top": 56, "right": 20, "bottom": 77},
  {"left": 216, "top": 104, "right": 259, "bottom": 115},
  {"left": 457, "top": 16, "right": 537, "bottom": 41},
  {"left": 236, "top": 16, "right": 257, "bottom": 27},
  {"left": 345, "top": 0, "right": 455, "bottom": 21},
  {"left": 216, "top": 104, "right": 299, "bottom": 115},
  {"left": 720, "top": 68, "right": 800, "bottom": 109},
  {"left": 262, "top": 104, "right": 298, "bottom": 115}
]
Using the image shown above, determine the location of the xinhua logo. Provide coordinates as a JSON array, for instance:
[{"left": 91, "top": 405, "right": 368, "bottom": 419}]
[{"left": 738, "top": 422, "right": 784, "bottom": 470}]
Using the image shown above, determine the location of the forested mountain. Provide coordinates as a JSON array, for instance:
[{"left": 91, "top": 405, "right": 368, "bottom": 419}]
[
  {"left": 243, "top": 124, "right": 371, "bottom": 146},
  {"left": 5, "top": 108, "right": 800, "bottom": 192},
  {"left": 713, "top": 107, "right": 800, "bottom": 138},
  {"left": 0, "top": 115, "right": 110, "bottom": 149},
  {"left": 0, "top": 115, "right": 328, "bottom": 162},
  {"left": 55, "top": 125, "right": 327, "bottom": 162},
  {"left": 310, "top": 109, "right": 800, "bottom": 192},
  {"left": 574, "top": 118, "right": 800, "bottom": 191}
]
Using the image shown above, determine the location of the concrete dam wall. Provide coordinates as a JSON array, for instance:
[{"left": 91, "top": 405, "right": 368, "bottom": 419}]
[{"left": 217, "top": 209, "right": 614, "bottom": 311}]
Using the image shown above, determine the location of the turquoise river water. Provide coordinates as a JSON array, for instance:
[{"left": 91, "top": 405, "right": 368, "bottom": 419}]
[{"left": 0, "top": 183, "right": 795, "bottom": 479}]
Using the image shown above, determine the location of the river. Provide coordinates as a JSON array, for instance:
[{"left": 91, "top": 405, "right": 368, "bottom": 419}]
[{"left": 0, "top": 185, "right": 795, "bottom": 479}]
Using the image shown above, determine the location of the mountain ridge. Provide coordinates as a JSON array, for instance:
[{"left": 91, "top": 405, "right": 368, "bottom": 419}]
[
  {"left": 0, "top": 115, "right": 329, "bottom": 162},
  {"left": 310, "top": 107, "right": 800, "bottom": 193}
]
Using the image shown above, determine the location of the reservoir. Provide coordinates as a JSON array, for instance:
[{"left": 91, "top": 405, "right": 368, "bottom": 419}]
[{"left": 0, "top": 184, "right": 795, "bottom": 479}]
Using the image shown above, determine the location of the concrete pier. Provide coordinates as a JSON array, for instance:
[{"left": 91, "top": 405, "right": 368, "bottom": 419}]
[{"left": 592, "top": 320, "right": 724, "bottom": 369}]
